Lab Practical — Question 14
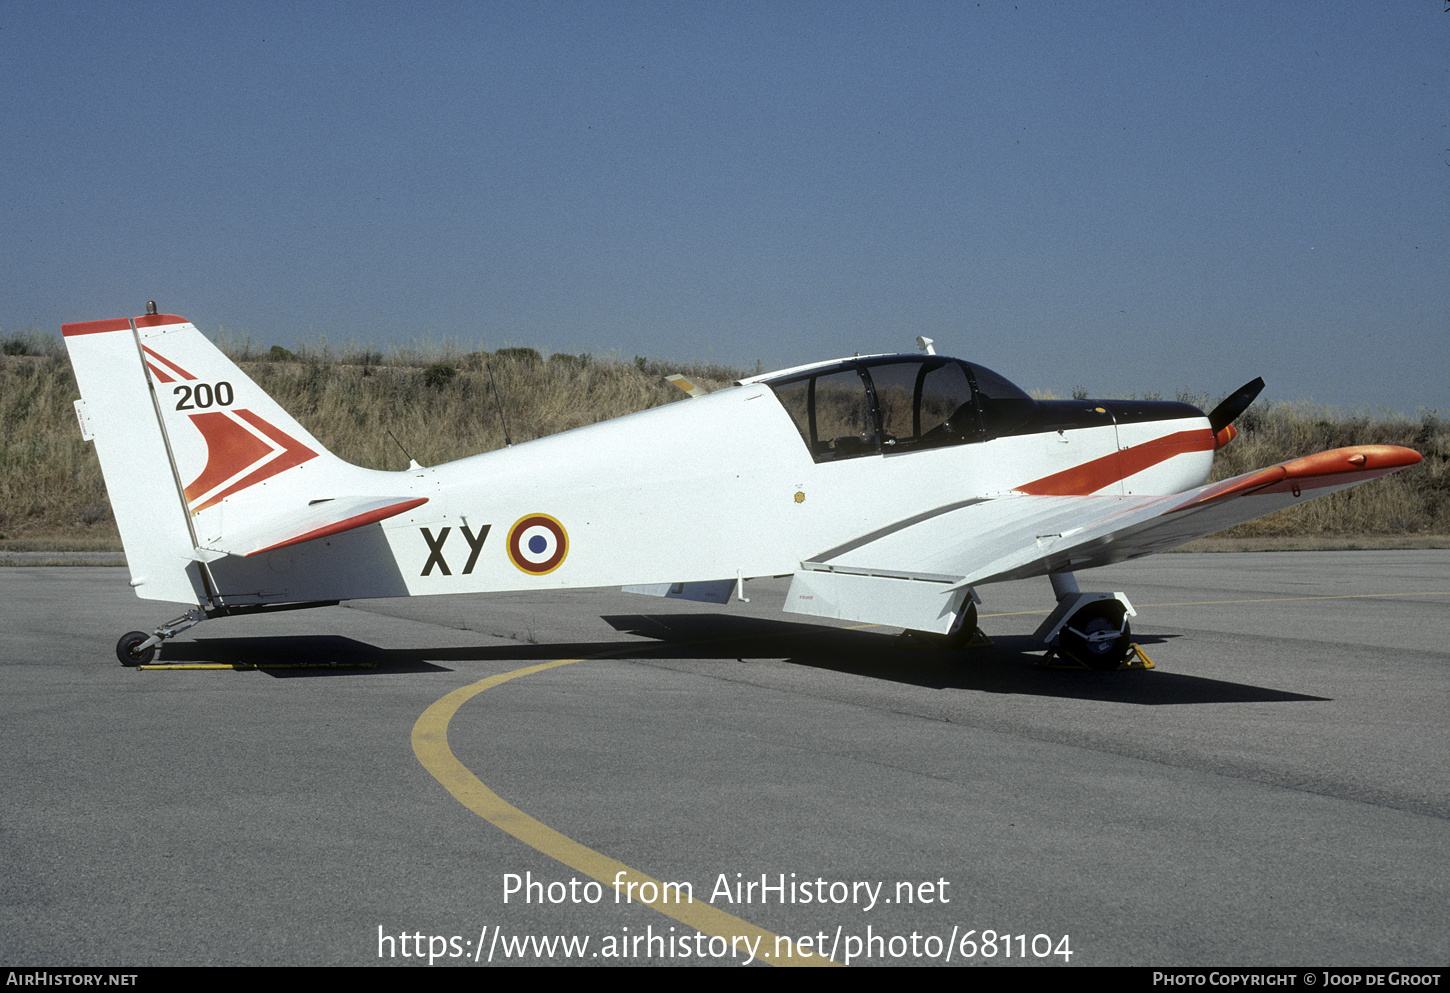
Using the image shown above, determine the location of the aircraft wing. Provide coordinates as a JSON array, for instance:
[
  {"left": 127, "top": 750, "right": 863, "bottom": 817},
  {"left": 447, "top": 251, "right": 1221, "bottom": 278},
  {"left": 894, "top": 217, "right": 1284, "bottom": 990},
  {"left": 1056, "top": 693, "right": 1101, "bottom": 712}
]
[{"left": 801, "top": 445, "right": 1422, "bottom": 590}]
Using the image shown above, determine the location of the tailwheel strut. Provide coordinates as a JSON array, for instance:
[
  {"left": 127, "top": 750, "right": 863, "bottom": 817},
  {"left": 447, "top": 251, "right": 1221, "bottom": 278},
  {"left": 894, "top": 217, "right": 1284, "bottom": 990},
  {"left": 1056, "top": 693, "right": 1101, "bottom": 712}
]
[
  {"left": 115, "top": 601, "right": 339, "bottom": 666},
  {"left": 115, "top": 607, "right": 208, "bottom": 666}
]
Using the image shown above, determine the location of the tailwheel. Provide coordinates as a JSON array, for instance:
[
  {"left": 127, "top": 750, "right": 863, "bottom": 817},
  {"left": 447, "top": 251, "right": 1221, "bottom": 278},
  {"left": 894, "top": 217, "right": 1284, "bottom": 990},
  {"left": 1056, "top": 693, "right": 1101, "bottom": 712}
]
[
  {"left": 1057, "top": 600, "right": 1131, "bottom": 670},
  {"left": 116, "top": 631, "right": 157, "bottom": 667}
]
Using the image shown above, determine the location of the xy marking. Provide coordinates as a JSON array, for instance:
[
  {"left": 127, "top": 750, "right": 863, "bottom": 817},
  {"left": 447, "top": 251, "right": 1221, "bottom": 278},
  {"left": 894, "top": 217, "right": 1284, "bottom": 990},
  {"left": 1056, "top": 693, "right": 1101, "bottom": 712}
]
[{"left": 420, "top": 525, "right": 492, "bottom": 576}]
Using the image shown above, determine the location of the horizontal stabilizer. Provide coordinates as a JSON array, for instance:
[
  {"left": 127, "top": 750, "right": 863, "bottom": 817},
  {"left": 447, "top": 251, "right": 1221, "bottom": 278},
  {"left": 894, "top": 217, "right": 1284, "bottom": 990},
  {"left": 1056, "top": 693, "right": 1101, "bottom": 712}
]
[{"left": 201, "top": 496, "right": 428, "bottom": 558}]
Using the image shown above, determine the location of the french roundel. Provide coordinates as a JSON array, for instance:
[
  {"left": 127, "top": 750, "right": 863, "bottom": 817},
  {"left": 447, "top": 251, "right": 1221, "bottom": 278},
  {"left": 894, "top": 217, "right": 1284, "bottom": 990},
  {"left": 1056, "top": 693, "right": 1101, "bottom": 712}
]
[{"left": 507, "top": 514, "right": 569, "bottom": 575}]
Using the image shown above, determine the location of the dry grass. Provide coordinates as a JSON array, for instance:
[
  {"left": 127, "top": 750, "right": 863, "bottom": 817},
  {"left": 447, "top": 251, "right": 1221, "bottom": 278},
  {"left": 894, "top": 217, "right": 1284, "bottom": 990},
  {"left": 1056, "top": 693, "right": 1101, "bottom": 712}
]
[
  {"left": 239, "top": 348, "right": 741, "bottom": 470},
  {"left": 0, "top": 352, "right": 116, "bottom": 545},
  {"left": 0, "top": 333, "right": 740, "bottom": 549},
  {"left": 1210, "top": 401, "right": 1449, "bottom": 536},
  {"left": 2, "top": 330, "right": 1445, "bottom": 549}
]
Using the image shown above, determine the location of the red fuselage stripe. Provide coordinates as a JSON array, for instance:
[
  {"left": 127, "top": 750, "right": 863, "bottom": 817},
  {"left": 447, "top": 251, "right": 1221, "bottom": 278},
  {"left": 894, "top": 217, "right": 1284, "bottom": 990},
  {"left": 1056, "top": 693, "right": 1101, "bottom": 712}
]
[{"left": 1015, "top": 429, "right": 1215, "bottom": 496}]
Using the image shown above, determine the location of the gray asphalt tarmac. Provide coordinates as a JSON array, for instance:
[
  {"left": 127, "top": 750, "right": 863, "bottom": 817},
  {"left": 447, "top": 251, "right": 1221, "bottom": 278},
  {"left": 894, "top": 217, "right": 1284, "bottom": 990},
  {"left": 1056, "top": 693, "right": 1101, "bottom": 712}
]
[{"left": 2, "top": 551, "right": 1446, "bottom": 967}]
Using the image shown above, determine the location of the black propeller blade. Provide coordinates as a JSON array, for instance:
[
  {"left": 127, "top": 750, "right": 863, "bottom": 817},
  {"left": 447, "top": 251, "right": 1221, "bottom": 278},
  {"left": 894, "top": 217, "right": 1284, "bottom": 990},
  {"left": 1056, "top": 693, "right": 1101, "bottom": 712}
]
[{"left": 1207, "top": 377, "right": 1265, "bottom": 434}]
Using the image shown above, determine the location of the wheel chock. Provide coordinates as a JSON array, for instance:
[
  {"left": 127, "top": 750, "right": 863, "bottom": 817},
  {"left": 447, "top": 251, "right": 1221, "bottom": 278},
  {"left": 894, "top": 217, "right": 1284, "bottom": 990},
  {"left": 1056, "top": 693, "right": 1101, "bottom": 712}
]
[
  {"left": 1122, "top": 643, "right": 1155, "bottom": 670},
  {"left": 963, "top": 627, "right": 993, "bottom": 649}
]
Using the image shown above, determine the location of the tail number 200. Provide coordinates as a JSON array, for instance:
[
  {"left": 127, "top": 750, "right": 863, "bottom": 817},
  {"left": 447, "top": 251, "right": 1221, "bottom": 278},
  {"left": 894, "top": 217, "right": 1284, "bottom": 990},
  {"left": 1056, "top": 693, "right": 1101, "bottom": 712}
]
[{"left": 174, "top": 382, "right": 234, "bottom": 410}]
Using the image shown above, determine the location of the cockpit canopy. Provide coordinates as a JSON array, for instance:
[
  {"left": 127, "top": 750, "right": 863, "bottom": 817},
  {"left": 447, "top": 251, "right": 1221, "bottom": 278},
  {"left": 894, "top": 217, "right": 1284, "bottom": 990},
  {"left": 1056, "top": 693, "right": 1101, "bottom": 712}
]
[{"left": 762, "top": 355, "right": 1038, "bottom": 463}]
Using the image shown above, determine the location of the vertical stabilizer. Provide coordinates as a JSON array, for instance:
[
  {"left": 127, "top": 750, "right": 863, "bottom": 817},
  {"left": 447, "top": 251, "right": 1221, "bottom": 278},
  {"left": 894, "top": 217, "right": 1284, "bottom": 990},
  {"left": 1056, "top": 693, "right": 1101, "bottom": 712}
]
[{"left": 64, "top": 312, "right": 361, "bottom": 604}]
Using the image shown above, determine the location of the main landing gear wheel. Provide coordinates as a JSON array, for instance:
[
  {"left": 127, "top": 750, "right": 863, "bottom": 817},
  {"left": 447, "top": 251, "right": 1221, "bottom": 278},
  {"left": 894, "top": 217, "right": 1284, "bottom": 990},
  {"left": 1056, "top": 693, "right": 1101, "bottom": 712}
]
[
  {"left": 116, "top": 631, "right": 156, "bottom": 667},
  {"left": 1057, "top": 601, "right": 1131, "bottom": 670},
  {"left": 908, "top": 603, "right": 979, "bottom": 649}
]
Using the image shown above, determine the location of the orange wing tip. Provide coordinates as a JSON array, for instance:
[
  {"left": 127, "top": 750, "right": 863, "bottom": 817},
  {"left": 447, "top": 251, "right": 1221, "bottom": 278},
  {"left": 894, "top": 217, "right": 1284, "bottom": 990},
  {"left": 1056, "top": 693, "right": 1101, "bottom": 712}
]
[
  {"left": 1280, "top": 445, "right": 1422, "bottom": 476},
  {"left": 245, "top": 497, "right": 429, "bottom": 556},
  {"left": 1177, "top": 445, "right": 1422, "bottom": 510}
]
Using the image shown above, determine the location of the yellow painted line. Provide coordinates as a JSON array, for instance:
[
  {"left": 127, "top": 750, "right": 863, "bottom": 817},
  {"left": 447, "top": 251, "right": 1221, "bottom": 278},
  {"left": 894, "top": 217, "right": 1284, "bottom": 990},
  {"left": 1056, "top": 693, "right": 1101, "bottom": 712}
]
[
  {"left": 139, "top": 664, "right": 244, "bottom": 670},
  {"left": 412, "top": 656, "right": 840, "bottom": 967}
]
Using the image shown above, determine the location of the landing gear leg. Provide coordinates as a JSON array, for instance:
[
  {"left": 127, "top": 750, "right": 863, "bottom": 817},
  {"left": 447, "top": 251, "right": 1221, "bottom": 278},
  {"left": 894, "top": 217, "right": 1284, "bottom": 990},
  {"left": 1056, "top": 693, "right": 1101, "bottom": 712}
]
[{"left": 1035, "top": 572, "right": 1137, "bottom": 670}]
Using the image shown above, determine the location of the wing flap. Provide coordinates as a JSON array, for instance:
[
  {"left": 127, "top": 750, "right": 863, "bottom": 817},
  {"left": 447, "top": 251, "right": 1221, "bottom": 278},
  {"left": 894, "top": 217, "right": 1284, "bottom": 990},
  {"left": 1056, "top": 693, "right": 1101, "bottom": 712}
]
[{"left": 785, "top": 568, "right": 972, "bottom": 634}]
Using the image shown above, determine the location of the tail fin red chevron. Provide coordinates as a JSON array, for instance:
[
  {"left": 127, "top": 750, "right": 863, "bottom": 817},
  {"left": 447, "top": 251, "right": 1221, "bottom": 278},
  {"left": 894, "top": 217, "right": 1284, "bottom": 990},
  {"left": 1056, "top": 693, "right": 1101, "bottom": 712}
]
[{"left": 179, "top": 405, "right": 320, "bottom": 513}]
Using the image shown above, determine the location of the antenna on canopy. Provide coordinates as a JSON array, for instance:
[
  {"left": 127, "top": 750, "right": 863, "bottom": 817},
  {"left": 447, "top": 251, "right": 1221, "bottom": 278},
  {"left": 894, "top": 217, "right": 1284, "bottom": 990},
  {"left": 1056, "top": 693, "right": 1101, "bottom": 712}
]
[{"left": 916, "top": 336, "right": 936, "bottom": 356}]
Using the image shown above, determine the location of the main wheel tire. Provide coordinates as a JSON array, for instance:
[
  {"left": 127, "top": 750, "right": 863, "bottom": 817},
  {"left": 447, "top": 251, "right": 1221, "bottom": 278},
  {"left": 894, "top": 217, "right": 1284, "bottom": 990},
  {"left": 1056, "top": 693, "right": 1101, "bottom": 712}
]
[
  {"left": 908, "top": 603, "right": 979, "bottom": 649},
  {"left": 116, "top": 631, "right": 156, "bottom": 667},
  {"left": 1057, "top": 601, "right": 1131, "bottom": 670}
]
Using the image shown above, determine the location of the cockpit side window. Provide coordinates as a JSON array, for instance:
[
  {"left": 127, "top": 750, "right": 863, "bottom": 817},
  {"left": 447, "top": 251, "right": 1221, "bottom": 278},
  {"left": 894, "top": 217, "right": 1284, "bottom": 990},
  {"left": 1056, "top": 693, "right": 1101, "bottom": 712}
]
[
  {"left": 921, "top": 361, "right": 979, "bottom": 442},
  {"left": 810, "top": 368, "right": 877, "bottom": 459},
  {"left": 865, "top": 361, "right": 917, "bottom": 446},
  {"left": 767, "top": 367, "right": 877, "bottom": 462},
  {"left": 865, "top": 358, "right": 979, "bottom": 452},
  {"left": 771, "top": 378, "right": 814, "bottom": 451}
]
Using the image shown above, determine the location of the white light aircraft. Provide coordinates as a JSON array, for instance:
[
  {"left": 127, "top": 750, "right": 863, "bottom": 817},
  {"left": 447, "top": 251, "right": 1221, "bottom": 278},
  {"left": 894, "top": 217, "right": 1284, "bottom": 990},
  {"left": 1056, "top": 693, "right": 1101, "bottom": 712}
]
[{"left": 64, "top": 309, "right": 1421, "bottom": 669}]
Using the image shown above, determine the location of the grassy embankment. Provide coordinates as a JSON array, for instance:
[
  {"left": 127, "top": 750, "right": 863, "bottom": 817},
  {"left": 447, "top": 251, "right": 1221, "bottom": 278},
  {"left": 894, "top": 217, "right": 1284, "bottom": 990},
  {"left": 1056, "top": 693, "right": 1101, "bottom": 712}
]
[{"left": 1, "top": 329, "right": 1445, "bottom": 554}]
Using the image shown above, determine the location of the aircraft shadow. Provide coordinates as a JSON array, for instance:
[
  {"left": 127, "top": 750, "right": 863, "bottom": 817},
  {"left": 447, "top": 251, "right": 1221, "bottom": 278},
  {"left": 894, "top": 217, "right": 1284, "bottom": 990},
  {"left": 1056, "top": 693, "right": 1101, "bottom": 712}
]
[
  {"left": 165, "top": 615, "right": 1326, "bottom": 705},
  {"left": 157, "top": 636, "right": 453, "bottom": 675},
  {"left": 600, "top": 613, "right": 1328, "bottom": 706}
]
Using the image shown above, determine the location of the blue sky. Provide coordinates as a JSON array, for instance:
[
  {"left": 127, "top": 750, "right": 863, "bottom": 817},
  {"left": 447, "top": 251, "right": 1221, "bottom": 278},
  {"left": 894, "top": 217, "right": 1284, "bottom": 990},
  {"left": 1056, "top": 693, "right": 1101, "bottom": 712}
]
[{"left": 4, "top": 1, "right": 1446, "bottom": 411}]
